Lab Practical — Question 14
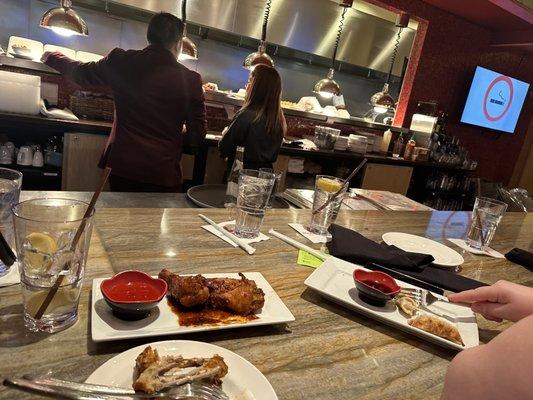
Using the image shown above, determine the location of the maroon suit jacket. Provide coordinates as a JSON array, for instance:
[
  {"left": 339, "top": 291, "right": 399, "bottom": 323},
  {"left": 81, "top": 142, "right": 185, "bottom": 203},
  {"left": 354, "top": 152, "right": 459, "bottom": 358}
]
[{"left": 45, "top": 45, "right": 207, "bottom": 187}]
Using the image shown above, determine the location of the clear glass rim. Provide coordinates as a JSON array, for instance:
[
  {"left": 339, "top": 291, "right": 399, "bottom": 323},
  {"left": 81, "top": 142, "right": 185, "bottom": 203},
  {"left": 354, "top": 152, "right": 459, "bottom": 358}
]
[
  {"left": 240, "top": 169, "right": 275, "bottom": 180},
  {"left": 315, "top": 174, "right": 344, "bottom": 183},
  {"left": 12, "top": 197, "right": 95, "bottom": 223},
  {"left": 476, "top": 196, "right": 508, "bottom": 208},
  {"left": 0, "top": 167, "right": 23, "bottom": 180}
]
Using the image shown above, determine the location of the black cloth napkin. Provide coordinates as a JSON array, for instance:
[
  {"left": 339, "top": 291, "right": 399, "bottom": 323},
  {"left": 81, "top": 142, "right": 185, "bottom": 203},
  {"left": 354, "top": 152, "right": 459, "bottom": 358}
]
[
  {"left": 505, "top": 248, "right": 533, "bottom": 271},
  {"left": 327, "top": 224, "right": 487, "bottom": 293},
  {"left": 327, "top": 224, "right": 433, "bottom": 270}
]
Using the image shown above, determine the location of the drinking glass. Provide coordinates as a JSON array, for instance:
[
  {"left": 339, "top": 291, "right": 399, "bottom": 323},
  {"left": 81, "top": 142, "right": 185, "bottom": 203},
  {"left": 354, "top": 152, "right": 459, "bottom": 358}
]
[
  {"left": 467, "top": 197, "right": 508, "bottom": 250},
  {"left": 234, "top": 169, "right": 275, "bottom": 239},
  {"left": 13, "top": 198, "right": 95, "bottom": 333},
  {"left": 307, "top": 175, "right": 347, "bottom": 236},
  {"left": 259, "top": 168, "right": 282, "bottom": 208},
  {"left": 0, "top": 168, "right": 22, "bottom": 277}
]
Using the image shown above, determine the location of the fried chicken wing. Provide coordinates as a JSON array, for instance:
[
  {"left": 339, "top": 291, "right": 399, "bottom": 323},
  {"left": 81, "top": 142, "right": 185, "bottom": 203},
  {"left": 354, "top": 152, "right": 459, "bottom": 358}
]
[
  {"left": 133, "top": 346, "right": 228, "bottom": 394},
  {"left": 160, "top": 270, "right": 265, "bottom": 315},
  {"left": 159, "top": 269, "right": 209, "bottom": 308}
]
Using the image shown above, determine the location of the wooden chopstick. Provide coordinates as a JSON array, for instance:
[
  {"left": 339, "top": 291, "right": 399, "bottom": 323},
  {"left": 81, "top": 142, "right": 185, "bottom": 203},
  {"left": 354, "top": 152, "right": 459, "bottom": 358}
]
[
  {"left": 34, "top": 167, "right": 111, "bottom": 320},
  {"left": 312, "top": 158, "right": 367, "bottom": 215}
]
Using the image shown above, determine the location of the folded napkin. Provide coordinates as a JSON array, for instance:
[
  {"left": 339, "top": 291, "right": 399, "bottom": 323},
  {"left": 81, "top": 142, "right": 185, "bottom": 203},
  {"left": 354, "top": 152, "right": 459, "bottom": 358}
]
[
  {"left": 327, "top": 224, "right": 487, "bottom": 293},
  {"left": 0, "top": 262, "right": 20, "bottom": 287},
  {"left": 40, "top": 99, "right": 79, "bottom": 121},
  {"left": 327, "top": 224, "right": 433, "bottom": 271},
  {"left": 505, "top": 248, "right": 533, "bottom": 271}
]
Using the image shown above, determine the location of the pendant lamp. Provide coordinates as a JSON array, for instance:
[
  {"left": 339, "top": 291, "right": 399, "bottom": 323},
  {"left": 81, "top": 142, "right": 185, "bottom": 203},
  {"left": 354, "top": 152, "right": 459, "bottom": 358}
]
[
  {"left": 40, "top": 0, "right": 88, "bottom": 37},
  {"left": 243, "top": 0, "right": 274, "bottom": 70},
  {"left": 178, "top": 0, "right": 198, "bottom": 61}
]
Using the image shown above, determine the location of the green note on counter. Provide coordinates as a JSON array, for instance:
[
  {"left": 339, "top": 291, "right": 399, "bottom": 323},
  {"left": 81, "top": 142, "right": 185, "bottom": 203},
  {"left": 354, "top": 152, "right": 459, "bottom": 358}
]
[{"left": 297, "top": 250, "right": 323, "bottom": 268}]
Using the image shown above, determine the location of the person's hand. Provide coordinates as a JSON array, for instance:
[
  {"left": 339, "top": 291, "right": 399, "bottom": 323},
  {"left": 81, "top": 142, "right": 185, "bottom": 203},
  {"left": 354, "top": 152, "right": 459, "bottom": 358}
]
[
  {"left": 40, "top": 51, "right": 53, "bottom": 63},
  {"left": 448, "top": 280, "right": 533, "bottom": 322}
]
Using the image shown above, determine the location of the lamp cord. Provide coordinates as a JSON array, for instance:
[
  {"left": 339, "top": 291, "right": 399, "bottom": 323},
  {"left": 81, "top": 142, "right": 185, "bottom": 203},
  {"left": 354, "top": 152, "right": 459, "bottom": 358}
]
[
  {"left": 261, "top": 0, "right": 272, "bottom": 42},
  {"left": 181, "top": 0, "right": 187, "bottom": 24},
  {"left": 331, "top": 6, "right": 348, "bottom": 70},
  {"left": 386, "top": 27, "right": 403, "bottom": 85}
]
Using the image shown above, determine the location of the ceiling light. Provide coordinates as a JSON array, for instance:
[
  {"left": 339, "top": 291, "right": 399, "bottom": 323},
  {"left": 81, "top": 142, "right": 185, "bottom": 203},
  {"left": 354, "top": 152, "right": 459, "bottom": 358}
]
[
  {"left": 243, "top": 0, "right": 274, "bottom": 70},
  {"left": 314, "top": 68, "right": 340, "bottom": 98},
  {"left": 368, "top": 12, "right": 410, "bottom": 113},
  {"left": 40, "top": 0, "right": 88, "bottom": 37},
  {"left": 313, "top": 1, "right": 351, "bottom": 97},
  {"left": 178, "top": 0, "right": 198, "bottom": 61}
]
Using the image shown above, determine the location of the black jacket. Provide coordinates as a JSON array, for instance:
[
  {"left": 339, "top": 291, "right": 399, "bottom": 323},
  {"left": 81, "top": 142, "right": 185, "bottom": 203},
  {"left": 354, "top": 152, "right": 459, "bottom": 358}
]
[{"left": 218, "top": 108, "right": 284, "bottom": 172}]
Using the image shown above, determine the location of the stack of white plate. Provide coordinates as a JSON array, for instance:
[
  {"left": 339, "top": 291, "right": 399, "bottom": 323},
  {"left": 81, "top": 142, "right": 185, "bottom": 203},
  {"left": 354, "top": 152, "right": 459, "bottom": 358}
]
[
  {"left": 334, "top": 135, "right": 349, "bottom": 151},
  {"left": 347, "top": 134, "right": 368, "bottom": 154}
]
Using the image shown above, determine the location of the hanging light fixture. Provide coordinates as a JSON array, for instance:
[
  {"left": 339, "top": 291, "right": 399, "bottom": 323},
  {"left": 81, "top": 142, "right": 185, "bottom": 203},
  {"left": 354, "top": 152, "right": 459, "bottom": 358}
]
[
  {"left": 178, "top": 0, "right": 198, "bottom": 61},
  {"left": 370, "top": 12, "right": 410, "bottom": 114},
  {"left": 243, "top": 0, "right": 274, "bottom": 70},
  {"left": 40, "top": 0, "right": 88, "bottom": 37},
  {"left": 313, "top": 1, "right": 352, "bottom": 99}
]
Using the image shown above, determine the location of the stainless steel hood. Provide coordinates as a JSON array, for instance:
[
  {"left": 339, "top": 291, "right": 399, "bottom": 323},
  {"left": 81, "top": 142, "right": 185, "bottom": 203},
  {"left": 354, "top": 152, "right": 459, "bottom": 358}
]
[{"left": 100, "top": 0, "right": 417, "bottom": 76}]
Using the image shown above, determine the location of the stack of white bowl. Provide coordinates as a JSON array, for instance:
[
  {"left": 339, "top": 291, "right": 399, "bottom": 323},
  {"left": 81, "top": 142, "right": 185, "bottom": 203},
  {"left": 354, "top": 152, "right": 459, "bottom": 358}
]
[
  {"left": 347, "top": 135, "right": 368, "bottom": 154},
  {"left": 334, "top": 135, "right": 349, "bottom": 151}
]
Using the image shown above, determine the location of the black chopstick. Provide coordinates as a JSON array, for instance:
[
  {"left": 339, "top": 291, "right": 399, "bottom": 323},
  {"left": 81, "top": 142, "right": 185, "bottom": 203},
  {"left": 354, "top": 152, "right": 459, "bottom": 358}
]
[{"left": 366, "top": 262, "right": 444, "bottom": 295}]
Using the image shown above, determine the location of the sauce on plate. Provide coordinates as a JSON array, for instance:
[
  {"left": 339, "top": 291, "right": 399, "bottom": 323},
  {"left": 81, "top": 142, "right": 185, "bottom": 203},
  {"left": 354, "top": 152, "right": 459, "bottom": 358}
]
[{"left": 167, "top": 297, "right": 258, "bottom": 326}]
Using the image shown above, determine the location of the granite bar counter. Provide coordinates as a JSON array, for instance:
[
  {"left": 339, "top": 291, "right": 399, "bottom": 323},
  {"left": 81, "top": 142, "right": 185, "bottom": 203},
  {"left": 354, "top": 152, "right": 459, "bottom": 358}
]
[{"left": 0, "top": 193, "right": 531, "bottom": 399}]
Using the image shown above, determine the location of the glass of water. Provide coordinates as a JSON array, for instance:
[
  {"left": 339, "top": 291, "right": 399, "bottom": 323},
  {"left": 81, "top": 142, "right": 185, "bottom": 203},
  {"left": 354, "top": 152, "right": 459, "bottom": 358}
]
[
  {"left": 307, "top": 175, "right": 347, "bottom": 236},
  {"left": 467, "top": 197, "right": 508, "bottom": 250},
  {"left": 259, "top": 168, "right": 282, "bottom": 208},
  {"left": 0, "top": 168, "right": 22, "bottom": 277},
  {"left": 234, "top": 169, "right": 276, "bottom": 238},
  {"left": 12, "top": 198, "right": 95, "bottom": 333}
]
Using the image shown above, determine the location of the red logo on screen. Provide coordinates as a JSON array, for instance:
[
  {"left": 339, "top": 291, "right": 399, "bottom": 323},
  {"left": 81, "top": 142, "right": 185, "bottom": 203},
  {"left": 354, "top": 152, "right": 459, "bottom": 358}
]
[{"left": 483, "top": 75, "right": 513, "bottom": 122}]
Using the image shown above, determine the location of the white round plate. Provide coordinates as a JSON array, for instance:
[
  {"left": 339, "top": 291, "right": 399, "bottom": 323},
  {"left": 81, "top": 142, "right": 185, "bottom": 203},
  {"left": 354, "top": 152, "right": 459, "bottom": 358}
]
[
  {"left": 382, "top": 232, "right": 464, "bottom": 267},
  {"left": 86, "top": 340, "right": 278, "bottom": 400}
]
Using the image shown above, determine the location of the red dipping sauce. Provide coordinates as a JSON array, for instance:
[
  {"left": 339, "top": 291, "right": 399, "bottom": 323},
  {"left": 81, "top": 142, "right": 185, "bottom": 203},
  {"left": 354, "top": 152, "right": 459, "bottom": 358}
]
[{"left": 101, "top": 271, "right": 167, "bottom": 304}]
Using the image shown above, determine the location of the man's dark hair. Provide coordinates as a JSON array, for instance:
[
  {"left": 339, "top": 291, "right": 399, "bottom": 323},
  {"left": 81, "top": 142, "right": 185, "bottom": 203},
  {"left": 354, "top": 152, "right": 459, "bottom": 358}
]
[{"left": 147, "top": 12, "right": 184, "bottom": 49}]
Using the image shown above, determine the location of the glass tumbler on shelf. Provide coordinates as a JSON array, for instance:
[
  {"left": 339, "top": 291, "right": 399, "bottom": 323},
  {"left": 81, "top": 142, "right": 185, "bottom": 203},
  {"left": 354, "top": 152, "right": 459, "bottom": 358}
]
[
  {"left": 12, "top": 198, "right": 95, "bottom": 333},
  {"left": 0, "top": 168, "right": 22, "bottom": 277},
  {"left": 467, "top": 197, "right": 508, "bottom": 251},
  {"left": 234, "top": 169, "right": 276, "bottom": 239},
  {"left": 307, "top": 175, "right": 347, "bottom": 236}
]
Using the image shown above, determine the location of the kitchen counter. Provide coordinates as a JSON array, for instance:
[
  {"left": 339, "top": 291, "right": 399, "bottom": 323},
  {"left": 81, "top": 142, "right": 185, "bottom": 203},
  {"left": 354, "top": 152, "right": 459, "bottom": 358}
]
[
  {"left": 0, "top": 111, "right": 112, "bottom": 135},
  {"left": 0, "top": 201, "right": 530, "bottom": 399},
  {"left": 203, "top": 90, "right": 409, "bottom": 133}
]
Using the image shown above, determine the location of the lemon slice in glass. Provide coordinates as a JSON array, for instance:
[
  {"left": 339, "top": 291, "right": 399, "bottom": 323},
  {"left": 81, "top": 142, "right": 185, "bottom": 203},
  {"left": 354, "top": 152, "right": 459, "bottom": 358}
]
[
  {"left": 25, "top": 232, "right": 57, "bottom": 272},
  {"left": 316, "top": 177, "right": 343, "bottom": 193}
]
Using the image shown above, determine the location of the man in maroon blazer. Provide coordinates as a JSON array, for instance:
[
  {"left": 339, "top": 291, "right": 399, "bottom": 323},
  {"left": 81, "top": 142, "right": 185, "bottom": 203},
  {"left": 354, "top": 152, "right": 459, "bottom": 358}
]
[{"left": 42, "top": 12, "right": 207, "bottom": 192}]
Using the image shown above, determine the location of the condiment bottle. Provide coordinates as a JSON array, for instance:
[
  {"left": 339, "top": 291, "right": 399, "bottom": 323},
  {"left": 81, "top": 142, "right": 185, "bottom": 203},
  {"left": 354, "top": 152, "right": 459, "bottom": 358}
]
[
  {"left": 404, "top": 136, "right": 416, "bottom": 160},
  {"left": 224, "top": 146, "right": 244, "bottom": 208},
  {"left": 380, "top": 129, "right": 392, "bottom": 155},
  {"left": 392, "top": 133, "right": 404, "bottom": 158}
]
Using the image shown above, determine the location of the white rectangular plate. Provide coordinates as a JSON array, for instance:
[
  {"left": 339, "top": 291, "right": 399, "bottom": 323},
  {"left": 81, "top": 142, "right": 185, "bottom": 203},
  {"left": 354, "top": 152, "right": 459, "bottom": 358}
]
[
  {"left": 91, "top": 272, "right": 295, "bottom": 342},
  {"left": 304, "top": 257, "right": 479, "bottom": 351}
]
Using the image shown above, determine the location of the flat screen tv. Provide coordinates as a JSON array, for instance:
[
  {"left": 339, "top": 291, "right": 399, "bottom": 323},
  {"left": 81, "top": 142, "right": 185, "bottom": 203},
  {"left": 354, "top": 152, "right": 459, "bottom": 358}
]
[{"left": 460, "top": 66, "right": 530, "bottom": 133}]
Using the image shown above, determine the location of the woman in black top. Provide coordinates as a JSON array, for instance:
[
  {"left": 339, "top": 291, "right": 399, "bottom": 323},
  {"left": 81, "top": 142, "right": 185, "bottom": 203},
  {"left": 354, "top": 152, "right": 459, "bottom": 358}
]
[{"left": 219, "top": 64, "right": 287, "bottom": 174}]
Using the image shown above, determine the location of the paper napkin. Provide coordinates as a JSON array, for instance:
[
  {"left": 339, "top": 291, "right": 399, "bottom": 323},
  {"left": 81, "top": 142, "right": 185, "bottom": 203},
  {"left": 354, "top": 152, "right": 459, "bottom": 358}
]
[
  {"left": 447, "top": 238, "right": 505, "bottom": 259},
  {"left": 289, "top": 223, "right": 330, "bottom": 244},
  {"left": 0, "top": 262, "right": 20, "bottom": 287},
  {"left": 202, "top": 220, "right": 269, "bottom": 247},
  {"left": 297, "top": 250, "right": 323, "bottom": 268}
]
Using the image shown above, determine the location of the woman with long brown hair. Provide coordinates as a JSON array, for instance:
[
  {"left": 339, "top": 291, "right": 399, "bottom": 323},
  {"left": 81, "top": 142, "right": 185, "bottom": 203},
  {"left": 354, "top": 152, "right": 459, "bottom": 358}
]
[{"left": 219, "top": 64, "right": 287, "bottom": 174}]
